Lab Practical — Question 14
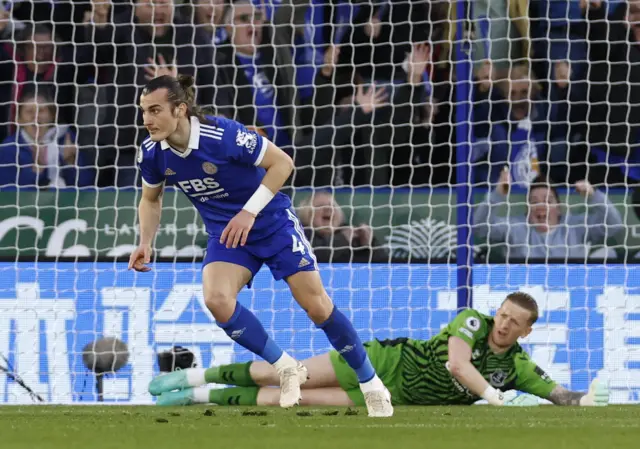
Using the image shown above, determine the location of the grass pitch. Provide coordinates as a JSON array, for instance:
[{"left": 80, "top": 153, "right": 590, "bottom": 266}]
[{"left": 1, "top": 405, "right": 639, "bottom": 449}]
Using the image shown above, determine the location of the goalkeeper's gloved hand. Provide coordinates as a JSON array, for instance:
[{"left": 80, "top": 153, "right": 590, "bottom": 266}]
[
  {"left": 503, "top": 392, "right": 540, "bottom": 407},
  {"left": 579, "top": 379, "right": 609, "bottom": 406}
]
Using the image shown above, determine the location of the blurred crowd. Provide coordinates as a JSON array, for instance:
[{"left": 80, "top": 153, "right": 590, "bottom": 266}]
[
  {"left": 471, "top": 0, "right": 638, "bottom": 190},
  {"left": 0, "top": 0, "right": 638, "bottom": 261},
  {"left": 0, "top": 0, "right": 448, "bottom": 189}
]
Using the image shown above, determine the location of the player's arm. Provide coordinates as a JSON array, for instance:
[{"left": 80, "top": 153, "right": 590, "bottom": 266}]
[
  {"left": 548, "top": 383, "right": 609, "bottom": 406},
  {"left": 547, "top": 386, "right": 588, "bottom": 406},
  {"left": 514, "top": 353, "right": 609, "bottom": 406},
  {"left": 243, "top": 140, "right": 294, "bottom": 216},
  {"left": 220, "top": 133, "right": 293, "bottom": 248},
  {"left": 138, "top": 183, "right": 164, "bottom": 247},
  {"left": 446, "top": 310, "right": 506, "bottom": 405},
  {"left": 129, "top": 143, "right": 165, "bottom": 271},
  {"left": 448, "top": 336, "right": 505, "bottom": 406},
  {"left": 128, "top": 183, "right": 164, "bottom": 271}
]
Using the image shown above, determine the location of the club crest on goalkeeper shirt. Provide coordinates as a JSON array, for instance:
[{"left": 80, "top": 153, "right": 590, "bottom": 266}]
[{"left": 137, "top": 115, "right": 293, "bottom": 242}]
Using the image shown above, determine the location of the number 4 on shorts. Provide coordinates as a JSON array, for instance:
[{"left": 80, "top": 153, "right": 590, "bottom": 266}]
[{"left": 291, "top": 235, "right": 306, "bottom": 254}]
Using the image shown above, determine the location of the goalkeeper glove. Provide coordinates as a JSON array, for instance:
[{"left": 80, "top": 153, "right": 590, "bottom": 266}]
[
  {"left": 579, "top": 379, "right": 609, "bottom": 406},
  {"left": 503, "top": 392, "right": 540, "bottom": 407}
]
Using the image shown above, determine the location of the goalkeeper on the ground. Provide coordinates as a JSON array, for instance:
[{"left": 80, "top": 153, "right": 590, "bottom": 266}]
[{"left": 149, "top": 292, "right": 609, "bottom": 407}]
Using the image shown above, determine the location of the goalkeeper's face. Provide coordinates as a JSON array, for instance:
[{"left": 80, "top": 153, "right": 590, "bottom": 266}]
[
  {"left": 140, "top": 89, "right": 182, "bottom": 141},
  {"left": 491, "top": 301, "right": 533, "bottom": 349}
]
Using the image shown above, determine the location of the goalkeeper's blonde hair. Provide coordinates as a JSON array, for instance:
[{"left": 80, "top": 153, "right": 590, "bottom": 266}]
[{"left": 504, "top": 292, "right": 539, "bottom": 325}]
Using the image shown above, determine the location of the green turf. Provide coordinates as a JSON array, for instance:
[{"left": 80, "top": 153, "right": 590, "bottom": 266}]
[{"left": 1, "top": 406, "right": 639, "bottom": 449}]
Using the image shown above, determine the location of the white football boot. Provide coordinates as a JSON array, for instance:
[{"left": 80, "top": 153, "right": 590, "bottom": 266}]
[{"left": 278, "top": 361, "right": 308, "bottom": 408}]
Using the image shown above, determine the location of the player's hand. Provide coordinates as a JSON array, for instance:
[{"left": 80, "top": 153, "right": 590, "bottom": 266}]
[
  {"left": 503, "top": 392, "right": 540, "bottom": 407},
  {"left": 580, "top": 379, "right": 609, "bottom": 406},
  {"left": 128, "top": 244, "right": 152, "bottom": 272},
  {"left": 220, "top": 210, "right": 256, "bottom": 249}
]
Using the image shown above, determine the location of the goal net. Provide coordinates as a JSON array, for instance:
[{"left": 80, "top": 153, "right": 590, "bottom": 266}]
[{"left": 0, "top": 0, "right": 638, "bottom": 405}]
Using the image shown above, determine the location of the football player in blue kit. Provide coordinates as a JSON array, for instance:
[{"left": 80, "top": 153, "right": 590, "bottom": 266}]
[{"left": 128, "top": 75, "right": 393, "bottom": 417}]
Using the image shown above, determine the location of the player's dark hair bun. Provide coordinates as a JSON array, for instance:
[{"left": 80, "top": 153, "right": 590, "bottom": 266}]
[
  {"left": 143, "top": 73, "right": 210, "bottom": 122},
  {"left": 177, "top": 74, "right": 195, "bottom": 89},
  {"left": 177, "top": 74, "right": 196, "bottom": 105}
]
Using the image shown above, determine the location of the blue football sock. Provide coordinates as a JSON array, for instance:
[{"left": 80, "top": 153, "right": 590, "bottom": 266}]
[
  {"left": 317, "top": 307, "right": 376, "bottom": 383},
  {"left": 216, "top": 302, "right": 284, "bottom": 364}
]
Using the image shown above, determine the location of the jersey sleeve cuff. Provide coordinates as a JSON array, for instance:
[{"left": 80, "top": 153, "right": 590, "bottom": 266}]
[
  {"left": 142, "top": 177, "right": 165, "bottom": 188},
  {"left": 253, "top": 137, "right": 269, "bottom": 166}
]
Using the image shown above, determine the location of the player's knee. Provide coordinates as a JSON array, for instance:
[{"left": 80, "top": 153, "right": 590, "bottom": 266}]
[
  {"left": 204, "top": 290, "right": 236, "bottom": 322},
  {"left": 304, "top": 293, "right": 334, "bottom": 324}
]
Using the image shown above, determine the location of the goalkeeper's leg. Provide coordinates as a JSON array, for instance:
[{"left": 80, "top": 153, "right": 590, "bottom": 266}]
[
  {"left": 149, "top": 353, "right": 341, "bottom": 395},
  {"left": 149, "top": 339, "right": 400, "bottom": 393},
  {"left": 237, "top": 353, "right": 342, "bottom": 389},
  {"left": 157, "top": 386, "right": 355, "bottom": 407}
]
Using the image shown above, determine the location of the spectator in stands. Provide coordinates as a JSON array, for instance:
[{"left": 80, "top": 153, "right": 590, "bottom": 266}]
[
  {"left": 525, "top": 1, "right": 591, "bottom": 184},
  {"left": 472, "top": 0, "right": 530, "bottom": 87},
  {"left": 0, "top": 22, "right": 76, "bottom": 140},
  {"left": 324, "top": 1, "right": 435, "bottom": 186},
  {"left": 214, "top": 0, "right": 306, "bottom": 153},
  {"left": 190, "top": 0, "right": 228, "bottom": 44},
  {"left": 531, "top": 0, "right": 588, "bottom": 89},
  {"left": 6, "top": 0, "right": 54, "bottom": 26},
  {"left": 290, "top": 0, "right": 362, "bottom": 110},
  {"left": 294, "top": 83, "right": 389, "bottom": 187},
  {"left": 472, "top": 64, "right": 558, "bottom": 188},
  {"left": 339, "top": 0, "right": 432, "bottom": 84},
  {"left": 0, "top": 6, "right": 13, "bottom": 142},
  {"left": 0, "top": 86, "right": 95, "bottom": 188},
  {"left": 390, "top": 42, "right": 441, "bottom": 186},
  {"left": 81, "top": 0, "right": 216, "bottom": 186},
  {"left": 473, "top": 171, "right": 623, "bottom": 260},
  {"left": 565, "top": 0, "right": 640, "bottom": 188},
  {"left": 305, "top": 38, "right": 434, "bottom": 187},
  {"left": 289, "top": 0, "right": 367, "bottom": 186},
  {"left": 297, "top": 191, "right": 388, "bottom": 263}
]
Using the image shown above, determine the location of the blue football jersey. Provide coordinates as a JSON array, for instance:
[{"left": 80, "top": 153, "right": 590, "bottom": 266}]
[{"left": 137, "top": 116, "right": 293, "bottom": 241}]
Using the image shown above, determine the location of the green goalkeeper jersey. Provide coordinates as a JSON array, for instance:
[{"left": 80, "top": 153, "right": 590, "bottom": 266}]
[{"left": 397, "top": 309, "right": 557, "bottom": 405}]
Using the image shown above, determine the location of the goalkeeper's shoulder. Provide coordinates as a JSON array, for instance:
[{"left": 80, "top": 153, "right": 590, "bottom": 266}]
[{"left": 450, "top": 308, "right": 492, "bottom": 330}]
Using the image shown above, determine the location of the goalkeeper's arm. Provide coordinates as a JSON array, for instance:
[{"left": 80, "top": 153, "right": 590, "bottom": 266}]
[
  {"left": 448, "top": 336, "right": 506, "bottom": 406},
  {"left": 547, "top": 382, "right": 609, "bottom": 406}
]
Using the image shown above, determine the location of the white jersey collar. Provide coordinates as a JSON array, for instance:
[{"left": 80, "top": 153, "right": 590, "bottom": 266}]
[{"left": 160, "top": 116, "right": 201, "bottom": 151}]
